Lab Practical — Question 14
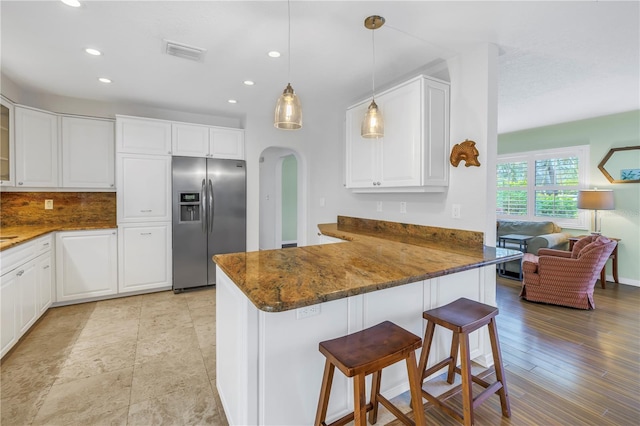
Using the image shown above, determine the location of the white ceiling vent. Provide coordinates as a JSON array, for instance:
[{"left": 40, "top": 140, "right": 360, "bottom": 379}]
[{"left": 163, "top": 40, "right": 207, "bottom": 62}]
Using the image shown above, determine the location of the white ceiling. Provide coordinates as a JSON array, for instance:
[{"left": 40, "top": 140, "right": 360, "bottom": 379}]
[{"left": 1, "top": 1, "right": 638, "bottom": 134}]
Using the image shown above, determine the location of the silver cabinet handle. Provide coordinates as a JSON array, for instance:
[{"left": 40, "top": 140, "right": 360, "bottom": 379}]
[
  {"left": 140, "top": 209, "right": 152, "bottom": 213},
  {"left": 43, "top": 242, "right": 50, "bottom": 247},
  {"left": 18, "top": 182, "right": 23, "bottom": 185},
  {"left": 43, "top": 265, "right": 50, "bottom": 270},
  {"left": 110, "top": 184, "right": 115, "bottom": 187},
  {"left": 140, "top": 232, "right": 152, "bottom": 236},
  {"left": 16, "top": 270, "right": 24, "bottom": 276}
]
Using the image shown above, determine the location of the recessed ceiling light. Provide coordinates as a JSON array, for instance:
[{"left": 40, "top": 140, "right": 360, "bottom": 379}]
[
  {"left": 61, "top": 0, "right": 81, "bottom": 7},
  {"left": 228, "top": 99, "right": 237, "bottom": 104},
  {"left": 268, "top": 51, "right": 281, "bottom": 58},
  {"left": 243, "top": 80, "right": 255, "bottom": 86},
  {"left": 98, "top": 77, "right": 112, "bottom": 84},
  {"left": 85, "top": 48, "right": 102, "bottom": 56}
]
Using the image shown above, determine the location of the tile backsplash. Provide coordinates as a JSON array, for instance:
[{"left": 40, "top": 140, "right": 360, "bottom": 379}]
[{"left": 0, "top": 192, "right": 116, "bottom": 227}]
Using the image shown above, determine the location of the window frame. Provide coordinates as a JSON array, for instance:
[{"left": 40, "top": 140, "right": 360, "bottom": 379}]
[{"left": 497, "top": 145, "right": 590, "bottom": 229}]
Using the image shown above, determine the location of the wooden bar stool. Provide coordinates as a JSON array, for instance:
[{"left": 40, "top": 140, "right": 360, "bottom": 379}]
[
  {"left": 417, "top": 298, "right": 511, "bottom": 426},
  {"left": 315, "top": 321, "right": 426, "bottom": 426}
]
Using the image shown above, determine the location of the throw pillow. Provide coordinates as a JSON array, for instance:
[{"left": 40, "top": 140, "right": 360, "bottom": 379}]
[{"left": 577, "top": 236, "right": 611, "bottom": 258}]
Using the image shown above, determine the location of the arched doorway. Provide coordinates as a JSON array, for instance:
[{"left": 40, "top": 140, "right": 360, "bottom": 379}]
[{"left": 258, "top": 147, "right": 306, "bottom": 250}]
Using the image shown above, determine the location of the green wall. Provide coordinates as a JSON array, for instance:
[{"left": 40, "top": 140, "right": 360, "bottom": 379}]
[
  {"left": 281, "top": 155, "right": 297, "bottom": 243},
  {"left": 499, "top": 110, "right": 640, "bottom": 286}
]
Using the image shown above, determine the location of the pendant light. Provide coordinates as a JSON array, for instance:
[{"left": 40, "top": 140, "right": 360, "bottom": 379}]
[
  {"left": 274, "top": 0, "right": 302, "bottom": 130},
  {"left": 361, "top": 15, "right": 385, "bottom": 139}
]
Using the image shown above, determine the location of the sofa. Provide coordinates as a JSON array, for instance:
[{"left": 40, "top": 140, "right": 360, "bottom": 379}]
[{"left": 497, "top": 219, "right": 569, "bottom": 276}]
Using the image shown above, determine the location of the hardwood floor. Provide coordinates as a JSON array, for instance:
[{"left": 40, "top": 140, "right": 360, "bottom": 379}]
[{"left": 390, "top": 277, "right": 640, "bottom": 425}]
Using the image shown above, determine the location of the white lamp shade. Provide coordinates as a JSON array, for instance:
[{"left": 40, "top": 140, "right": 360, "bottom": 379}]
[{"left": 577, "top": 189, "right": 614, "bottom": 210}]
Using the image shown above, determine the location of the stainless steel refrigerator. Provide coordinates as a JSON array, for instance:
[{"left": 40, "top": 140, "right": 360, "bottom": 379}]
[{"left": 172, "top": 157, "right": 246, "bottom": 292}]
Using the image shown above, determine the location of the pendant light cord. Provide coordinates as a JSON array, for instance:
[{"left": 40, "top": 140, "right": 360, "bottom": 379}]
[
  {"left": 371, "top": 28, "right": 376, "bottom": 100},
  {"left": 287, "top": 0, "right": 291, "bottom": 83}
]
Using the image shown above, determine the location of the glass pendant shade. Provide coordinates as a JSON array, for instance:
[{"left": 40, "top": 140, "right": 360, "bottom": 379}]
[
  {"left": 274, "top": 83, "right": 302, "bottom": 130},
  {"left": 361, "top": 99, "right": 384, "bottom": 138}
]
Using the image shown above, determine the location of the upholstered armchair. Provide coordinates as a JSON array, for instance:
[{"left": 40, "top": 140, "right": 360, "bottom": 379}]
[{"left": 520, "top": 235, "right": 617, "bottom": 309}]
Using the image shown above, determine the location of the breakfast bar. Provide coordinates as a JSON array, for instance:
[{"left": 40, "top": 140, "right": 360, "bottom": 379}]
[{"left": 213, "top": 217, "right": 522, "bottom": 425}]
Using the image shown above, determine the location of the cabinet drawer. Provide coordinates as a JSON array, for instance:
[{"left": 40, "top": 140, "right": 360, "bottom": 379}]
[
  {"left": 34, "top": 234, "right": 53, "bottom": 256},
  {"left": 1, "top": 240, "right": 37, "bottom": 274}
]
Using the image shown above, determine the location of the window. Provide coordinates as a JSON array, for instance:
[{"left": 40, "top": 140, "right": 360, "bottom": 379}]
[{"left": 497, "top": 146, "right": 589, "bottom": 228}]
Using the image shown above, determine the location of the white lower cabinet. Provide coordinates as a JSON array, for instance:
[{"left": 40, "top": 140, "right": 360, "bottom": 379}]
[
  {"left": 56, "top": 229, "right": 118, "bottom": 303},
  {"left": 17, "top": 259, "right": 38, "bottom": 335},
  {"left": 1, "top": 272, "right": 19, "bottom": 357},
  {"left": 0, "top": 234, "right": 54, "bottom": 358},
  {"left": 118, "top": 222, "right": 172, "bottom": 293},
  {"left": 36, "top": 252, "right": 53, "bottom": 314}
]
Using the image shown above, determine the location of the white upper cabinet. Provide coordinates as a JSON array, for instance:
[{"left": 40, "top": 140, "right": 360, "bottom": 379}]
[
  {"left": 172, "top": 123, "right": 209, "bottom": 157},
  {"left": 345, "top": 75, "right": 450, "bottom": 192},
  {"left": 116, "top": 115, "right": 172, "bottom": 155},
  {"left": 172, "top": 122, "right": 245, "bottom": 160},
  {"left": 210, "top": 127, "right": 244, "bottom": 160},
  {"left": 1, "top": 96, "right": 15, "bottom": 187},
  {"left": 61, "top": 116, "right": 115, "bottom": 188},
  {"left": 15, "top": 106, "right": 59, "bottom": 187},
  {"left": 117, "top": 153, "right": 171, "bottom": 223}
]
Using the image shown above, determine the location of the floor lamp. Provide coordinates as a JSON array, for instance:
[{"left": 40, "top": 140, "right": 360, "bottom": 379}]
[{"left": 577, "top": 189, "right": 614, "bottom": 234}]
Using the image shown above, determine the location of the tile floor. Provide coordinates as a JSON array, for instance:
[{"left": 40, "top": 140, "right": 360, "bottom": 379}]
[
  {"left": 1, "top": 288, "right": 227, "bottom": 426},
  {"left": 1, "top": 287, "right": 466, "bottom": 425}
]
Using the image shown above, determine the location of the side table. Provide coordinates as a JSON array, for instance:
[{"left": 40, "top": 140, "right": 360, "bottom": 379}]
[
  {"left": 568, "top": 236, "right": 620, "bottom": 289},
  {"left": 498, "top": 234, "right": 534, "bottom": 280}
]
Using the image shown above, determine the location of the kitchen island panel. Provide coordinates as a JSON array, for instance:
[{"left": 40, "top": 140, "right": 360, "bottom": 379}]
[{"left": 217, "top": 265, "right": 496, "bottom": 425}]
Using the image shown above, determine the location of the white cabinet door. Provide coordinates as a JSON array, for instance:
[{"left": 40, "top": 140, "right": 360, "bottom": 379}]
[
  {"left": 1, "top": 96, "right": 15, "bottom": 187},
  {"left": 172, "top": 123, "right": 209, "bottom": 157},
  {"left": 210, "top": 127, "right": 244, "bottom": 160},
  {"left": 37, "top": 252, "right": 53, "bottom": 314},
  {"left": 0, "top": 271, "right": 18, "bottom": 357},
  {"left": 345, "top": 101, "right": 377, "bottom": 188},
  {"left": 378, "top": 79, "right": 422, "bottom": 188},
  {"left": 56, "top": 230, "right": 118, "bottom": 302},
  {"left": 61, "top": 116, "right": 115, "bottom": 188},
  {"left": 118, "top": 223, "right": 172, "bottom": 293},
  {"left": 117, "top": 154, "right": 171, "bottom": 222},
  {"left": 116, "top": 116, "right": 172, "bottom": 155},
  {"left": 15, "top": 106, "right": 58, "bottom": 187},
  {"left": 422, "top": 79, "right": 450, "bottom": 187},
  {"left": 17, "top": 259, "right": 38, "bottom": 335}
]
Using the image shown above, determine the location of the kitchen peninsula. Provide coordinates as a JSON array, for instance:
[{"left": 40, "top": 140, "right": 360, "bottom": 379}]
[{"left": 213, "top": 216, "right": 522, "bottom": 425}]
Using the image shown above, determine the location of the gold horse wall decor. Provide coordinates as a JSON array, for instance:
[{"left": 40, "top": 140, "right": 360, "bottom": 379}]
[{"left": 450, "top": 139, "right": 481, "bottom": 167}]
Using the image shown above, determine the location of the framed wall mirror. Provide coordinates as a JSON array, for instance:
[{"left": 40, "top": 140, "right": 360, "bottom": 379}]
[{"left": 598, "top": 146, "right": 640, "bottom": 184}]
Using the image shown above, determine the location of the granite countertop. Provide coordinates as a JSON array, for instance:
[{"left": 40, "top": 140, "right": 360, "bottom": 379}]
[
  {"left": 0, "top": 222, "right": 117, "bottom": 251},
  {"left": 213, "top": 217, "right": 523, "bottom": 313}
]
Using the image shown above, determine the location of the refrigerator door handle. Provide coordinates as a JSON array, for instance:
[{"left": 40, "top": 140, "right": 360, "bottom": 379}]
[
  {"left": 208, "top": 179, "right": 214, "bottom": 233},
  {"left": 201, "top": 179, "right": 207, "bottom": 234}
]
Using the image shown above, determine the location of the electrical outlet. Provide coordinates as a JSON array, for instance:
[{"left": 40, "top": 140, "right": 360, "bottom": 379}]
[
  {"left": 44, "top": 199, "right": 53, "bottom": 210},
  {"left": 376, "top": 201, "right": 382, "bottom": 212},
  {"left": 296, "top": 305, "right": 321, "bottom": 319},
  {"left": 452, "top": 204, "right": 461, "bottom": 219},
  {"left": 400, "top": 202, "right": 407, "bottom": 213},
  {"left": 319, "top": 197, "right": 326, "bottom": 207}
]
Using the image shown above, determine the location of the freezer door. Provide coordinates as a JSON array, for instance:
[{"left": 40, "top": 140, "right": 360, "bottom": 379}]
[
  {"left": 207, "top": 158, "right": 247, "bottom": 285},
  {"left": 172, "top": 157, "right": 208, "bottom": 290}
]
